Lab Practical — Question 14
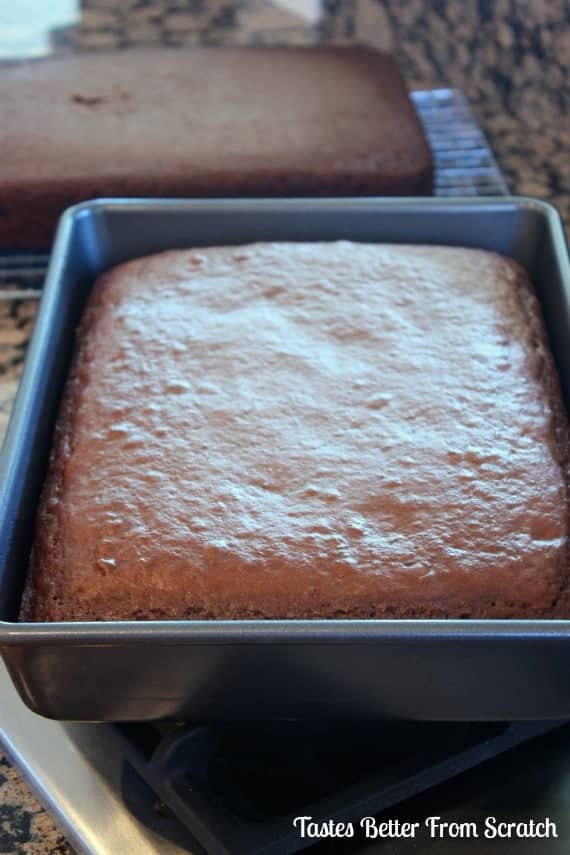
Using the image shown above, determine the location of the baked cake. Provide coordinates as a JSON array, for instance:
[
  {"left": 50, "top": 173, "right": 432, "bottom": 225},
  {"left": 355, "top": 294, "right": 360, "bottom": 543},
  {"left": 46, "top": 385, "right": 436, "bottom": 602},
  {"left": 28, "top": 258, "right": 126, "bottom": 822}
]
[
  {"left": 20, "top": 242, "right": 568, "bottom": 621},
  {"left": 0, "top": 47, "right": 432, "bottom": 249}
]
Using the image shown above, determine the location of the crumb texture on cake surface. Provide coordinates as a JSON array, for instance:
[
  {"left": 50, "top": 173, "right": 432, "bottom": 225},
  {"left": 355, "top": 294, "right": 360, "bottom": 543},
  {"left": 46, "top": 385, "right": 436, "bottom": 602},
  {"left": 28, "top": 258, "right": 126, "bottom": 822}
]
[
  {"left": 0, "top": 47, "right": 432, "bottom": 249},
  {"left": 20, "top": 242, "right": 568, "bottom": 622}
]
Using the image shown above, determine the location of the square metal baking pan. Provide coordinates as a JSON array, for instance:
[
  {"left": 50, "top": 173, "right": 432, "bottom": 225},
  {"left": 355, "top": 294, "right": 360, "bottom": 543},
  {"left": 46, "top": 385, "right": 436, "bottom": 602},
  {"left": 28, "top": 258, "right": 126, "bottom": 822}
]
[{"left": 1, "top": 197, "right": 569, "bottom": 722}]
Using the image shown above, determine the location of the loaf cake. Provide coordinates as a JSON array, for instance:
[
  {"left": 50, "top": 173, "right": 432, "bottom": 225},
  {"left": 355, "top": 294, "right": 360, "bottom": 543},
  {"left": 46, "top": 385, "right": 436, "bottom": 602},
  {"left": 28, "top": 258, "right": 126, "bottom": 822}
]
[
  {"left": 20, "top": 242, "right": 568, "bottom": 622},
  {"left": 0, "top": 47, "right": 432, "bottom": 249}
]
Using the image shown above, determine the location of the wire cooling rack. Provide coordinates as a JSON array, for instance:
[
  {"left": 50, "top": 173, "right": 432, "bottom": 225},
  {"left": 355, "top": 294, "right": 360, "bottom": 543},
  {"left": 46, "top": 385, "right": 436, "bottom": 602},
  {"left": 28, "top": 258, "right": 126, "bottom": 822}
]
[
  {"left": 411, "top": 88, "right": 508, "bottom": 196},
  {"left": 0, "top": 87, "right": 507, "bottom": 302}
]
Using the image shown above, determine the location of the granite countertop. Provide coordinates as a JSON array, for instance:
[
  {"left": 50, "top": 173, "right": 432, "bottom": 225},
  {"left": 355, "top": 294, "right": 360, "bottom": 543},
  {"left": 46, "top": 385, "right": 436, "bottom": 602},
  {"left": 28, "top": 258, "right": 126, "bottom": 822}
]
[{"left": 0, "top": 0, "right": 568, "bottom": 852}]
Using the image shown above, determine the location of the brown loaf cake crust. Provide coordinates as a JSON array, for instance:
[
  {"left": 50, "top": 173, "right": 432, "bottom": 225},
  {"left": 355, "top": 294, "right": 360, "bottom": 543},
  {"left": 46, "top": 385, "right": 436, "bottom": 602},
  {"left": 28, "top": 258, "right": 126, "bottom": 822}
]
[
  {"left": 0, "top": 47, "right": 432, "bottom": 249},
  {"left": 20, "top": 242, "right": 568, "bottom": 622}
]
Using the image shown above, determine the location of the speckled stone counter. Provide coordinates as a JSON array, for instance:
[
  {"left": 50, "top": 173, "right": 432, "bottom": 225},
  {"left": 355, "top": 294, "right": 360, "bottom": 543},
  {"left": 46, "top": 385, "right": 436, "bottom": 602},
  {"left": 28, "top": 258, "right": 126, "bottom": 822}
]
[
  {"left": 0, "top": 0, "right": 568, "bottom": 852},
  {"left": 0, "top": 755, "right": 72, "bottom": 854},
  {"left": 322, "top": 0, "right": 570, "bottom": 225}
]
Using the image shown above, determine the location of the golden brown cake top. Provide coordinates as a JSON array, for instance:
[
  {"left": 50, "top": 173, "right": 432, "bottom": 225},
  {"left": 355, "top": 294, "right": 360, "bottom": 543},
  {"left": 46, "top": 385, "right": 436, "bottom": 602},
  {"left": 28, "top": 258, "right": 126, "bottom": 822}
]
[{"left": 23, "top": 243, "right": 568, "bottom": 621}]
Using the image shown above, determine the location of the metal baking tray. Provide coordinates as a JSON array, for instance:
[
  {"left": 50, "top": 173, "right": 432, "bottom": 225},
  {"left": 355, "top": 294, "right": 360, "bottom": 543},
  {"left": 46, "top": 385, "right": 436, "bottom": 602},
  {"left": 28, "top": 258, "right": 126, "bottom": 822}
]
[{"left": 0, "top": 197, "right": 569, "bottom": 723}]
